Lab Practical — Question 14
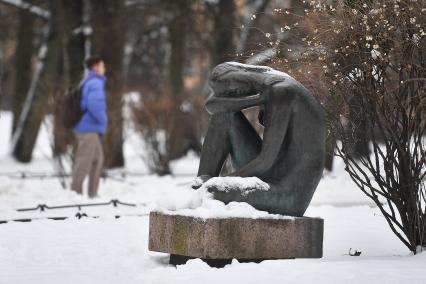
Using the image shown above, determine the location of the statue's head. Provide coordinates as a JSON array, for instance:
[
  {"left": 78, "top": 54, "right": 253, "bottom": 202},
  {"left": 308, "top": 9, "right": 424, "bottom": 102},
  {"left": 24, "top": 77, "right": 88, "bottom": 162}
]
[
  {"left": 210, "top": 62, "right": 285, "bottom": 98},
  {"left": 210, "top": 62, "right": 265, "bottom": 97}
]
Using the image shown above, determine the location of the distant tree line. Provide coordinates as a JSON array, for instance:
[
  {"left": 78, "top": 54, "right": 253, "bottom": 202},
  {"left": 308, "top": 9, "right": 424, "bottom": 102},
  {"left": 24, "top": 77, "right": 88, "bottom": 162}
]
[
  {"left": 0, "top": 0, "right": 378, "bottom": 173},
  {"left": 0, "top": 0, "right": 289, "bottom": 173}
]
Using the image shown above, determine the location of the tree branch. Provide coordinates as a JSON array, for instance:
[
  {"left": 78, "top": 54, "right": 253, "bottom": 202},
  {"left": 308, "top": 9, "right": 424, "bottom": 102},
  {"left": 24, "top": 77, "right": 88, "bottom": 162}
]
[{"left": 0, "top": 0, "right": 50, "bottom": 20}]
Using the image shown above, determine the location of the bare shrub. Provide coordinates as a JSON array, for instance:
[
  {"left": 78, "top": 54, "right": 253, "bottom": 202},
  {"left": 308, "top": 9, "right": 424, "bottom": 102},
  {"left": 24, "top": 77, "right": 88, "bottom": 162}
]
[
  {"left": 132, "top": 90, "right": 174, "bottom": 175},
  {"left": 274, "top": 0, "right": 426, "bottom": 253}
]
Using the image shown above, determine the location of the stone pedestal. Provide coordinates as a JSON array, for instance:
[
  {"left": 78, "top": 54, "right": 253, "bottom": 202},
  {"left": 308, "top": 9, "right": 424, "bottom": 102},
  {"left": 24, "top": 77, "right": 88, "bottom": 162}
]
[{"left": 149, "top": 212, "right": 323, "bottom": 266}]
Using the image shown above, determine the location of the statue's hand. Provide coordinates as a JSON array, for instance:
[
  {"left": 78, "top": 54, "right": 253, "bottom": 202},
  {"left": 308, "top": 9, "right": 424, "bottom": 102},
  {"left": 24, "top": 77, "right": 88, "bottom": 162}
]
[{"left": 191, "top": 175, "right": 212, "bottom": 189}]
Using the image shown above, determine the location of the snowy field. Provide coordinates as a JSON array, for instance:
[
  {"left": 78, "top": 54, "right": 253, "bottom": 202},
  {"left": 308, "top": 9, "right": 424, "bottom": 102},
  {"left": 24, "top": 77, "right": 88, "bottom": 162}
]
[{"left": 0, "top": 111, "right": 425, "bottom": 284}]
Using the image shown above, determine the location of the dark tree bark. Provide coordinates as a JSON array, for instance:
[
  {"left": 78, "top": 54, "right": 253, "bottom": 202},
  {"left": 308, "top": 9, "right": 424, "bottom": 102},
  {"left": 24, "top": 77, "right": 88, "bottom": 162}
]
[
  {"left": 211, "top": 0, "right": 237, "bottom": 65},
  {"left": 168, "top": 7, "right": 186, "bottom": 100},
  {"left": 324, "top": 139, "right": 335, "bottom": 171},
  {"left": 62, "top": 0, "right": 85, "bottom": 86},
  {"left": 12, "top": 1, "right": 34, "bottom": 134},
  {"left": 167, "top": 0, "right": 190, "bottom": 161},
  {"left": 91, "top": 0, "right": 125, "bottom": 168},
  {"left": 53, "top": 0, "right": 85, "bottom": 156},
  {"left": 324, "top": 97, "right": 337, "bottom": 171},
  {"left": 13, "top": 0, "right": 62, "bottom": 162}
]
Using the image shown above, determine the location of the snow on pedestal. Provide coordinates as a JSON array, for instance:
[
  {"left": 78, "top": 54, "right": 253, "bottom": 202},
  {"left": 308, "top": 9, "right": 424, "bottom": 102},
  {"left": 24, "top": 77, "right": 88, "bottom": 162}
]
[
  {"left": 149, "top": 176, "right": 323, "bottom": 264},
  {"left": 201, "top": 176, "right": 270, "bottom": 197}
]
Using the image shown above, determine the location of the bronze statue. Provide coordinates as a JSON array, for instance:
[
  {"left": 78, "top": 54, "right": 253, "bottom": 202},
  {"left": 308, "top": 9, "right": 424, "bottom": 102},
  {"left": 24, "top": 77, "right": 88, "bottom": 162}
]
[{"left": 193, "top": 62, "right": 326, "bottom": 217}]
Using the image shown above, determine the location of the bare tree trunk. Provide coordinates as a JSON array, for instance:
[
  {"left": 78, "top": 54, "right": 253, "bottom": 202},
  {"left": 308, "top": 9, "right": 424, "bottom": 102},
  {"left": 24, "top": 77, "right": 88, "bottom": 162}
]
[
  {"left": 91, "top": 0, "right": 125, "bottom": 168},
  {"left": 12, "top": 0, "right": 62, "bottom": 162},
  {"left": 0, "top": 0, "right": 50, "bottom": 19},
  {"left": 12, "top": 1, "right": 34, "bottom": 134},
  {"left": 63, "top": 0, "right": 85, "bottom": 86},
  {"left": 324, "top": 98, "right": 337, "bottom": 171},
  {"left": 167, "top": 1, "right": 189, "bottom": 162},
  {"left": 53, "top": 0, "right": 85, "bottom": 156},
  {"left": 211, "top": 0, "right": 237, "bottom": 65}
]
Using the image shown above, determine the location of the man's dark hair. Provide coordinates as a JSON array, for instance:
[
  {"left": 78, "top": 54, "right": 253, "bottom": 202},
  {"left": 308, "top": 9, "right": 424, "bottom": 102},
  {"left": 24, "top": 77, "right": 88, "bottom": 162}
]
[{"left": 85, "top": 55, "right": 103, "bottom": 70}]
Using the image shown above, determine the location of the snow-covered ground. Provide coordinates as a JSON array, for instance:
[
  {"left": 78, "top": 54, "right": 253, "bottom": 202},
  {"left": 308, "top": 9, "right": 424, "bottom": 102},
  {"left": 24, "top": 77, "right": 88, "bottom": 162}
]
[{"left": 0, "top": 111, "right": 424, "bottom": 284}]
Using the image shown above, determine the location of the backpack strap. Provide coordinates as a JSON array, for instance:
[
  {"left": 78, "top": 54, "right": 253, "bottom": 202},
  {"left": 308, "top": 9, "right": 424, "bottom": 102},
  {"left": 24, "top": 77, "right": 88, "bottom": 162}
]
[
  {"left": 79, "top": 77, "right": 98, "bottom": 113},
  {"left": 79, "top": 76, "right": 97, "bottom": 90}
]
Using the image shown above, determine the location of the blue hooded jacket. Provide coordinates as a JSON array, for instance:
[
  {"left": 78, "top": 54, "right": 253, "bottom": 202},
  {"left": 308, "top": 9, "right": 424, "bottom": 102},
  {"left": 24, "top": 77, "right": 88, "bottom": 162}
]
[{"left": 73, "top": 71, "right": 108, "bottom": 134}]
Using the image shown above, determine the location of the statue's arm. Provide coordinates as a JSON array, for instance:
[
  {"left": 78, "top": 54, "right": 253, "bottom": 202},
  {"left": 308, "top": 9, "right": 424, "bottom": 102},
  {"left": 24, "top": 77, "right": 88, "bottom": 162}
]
[
  {"left": 205, "top": 94, "right": 265, "bottom": 114},
  {"left": 230, "top": 88, "right": 295, "bottom": 177}
]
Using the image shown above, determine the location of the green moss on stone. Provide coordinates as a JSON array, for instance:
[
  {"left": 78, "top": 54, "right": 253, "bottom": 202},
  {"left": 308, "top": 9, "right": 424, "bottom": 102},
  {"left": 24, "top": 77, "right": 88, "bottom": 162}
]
[{"left": 171, "top": 220, "right": 189, "bottom": 255}]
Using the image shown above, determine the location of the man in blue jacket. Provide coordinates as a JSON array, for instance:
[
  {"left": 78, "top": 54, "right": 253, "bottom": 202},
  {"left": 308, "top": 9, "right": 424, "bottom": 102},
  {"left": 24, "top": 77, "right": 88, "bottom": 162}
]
[{"left": 71, "top": 56, "right": 107, "bottom": 198}]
